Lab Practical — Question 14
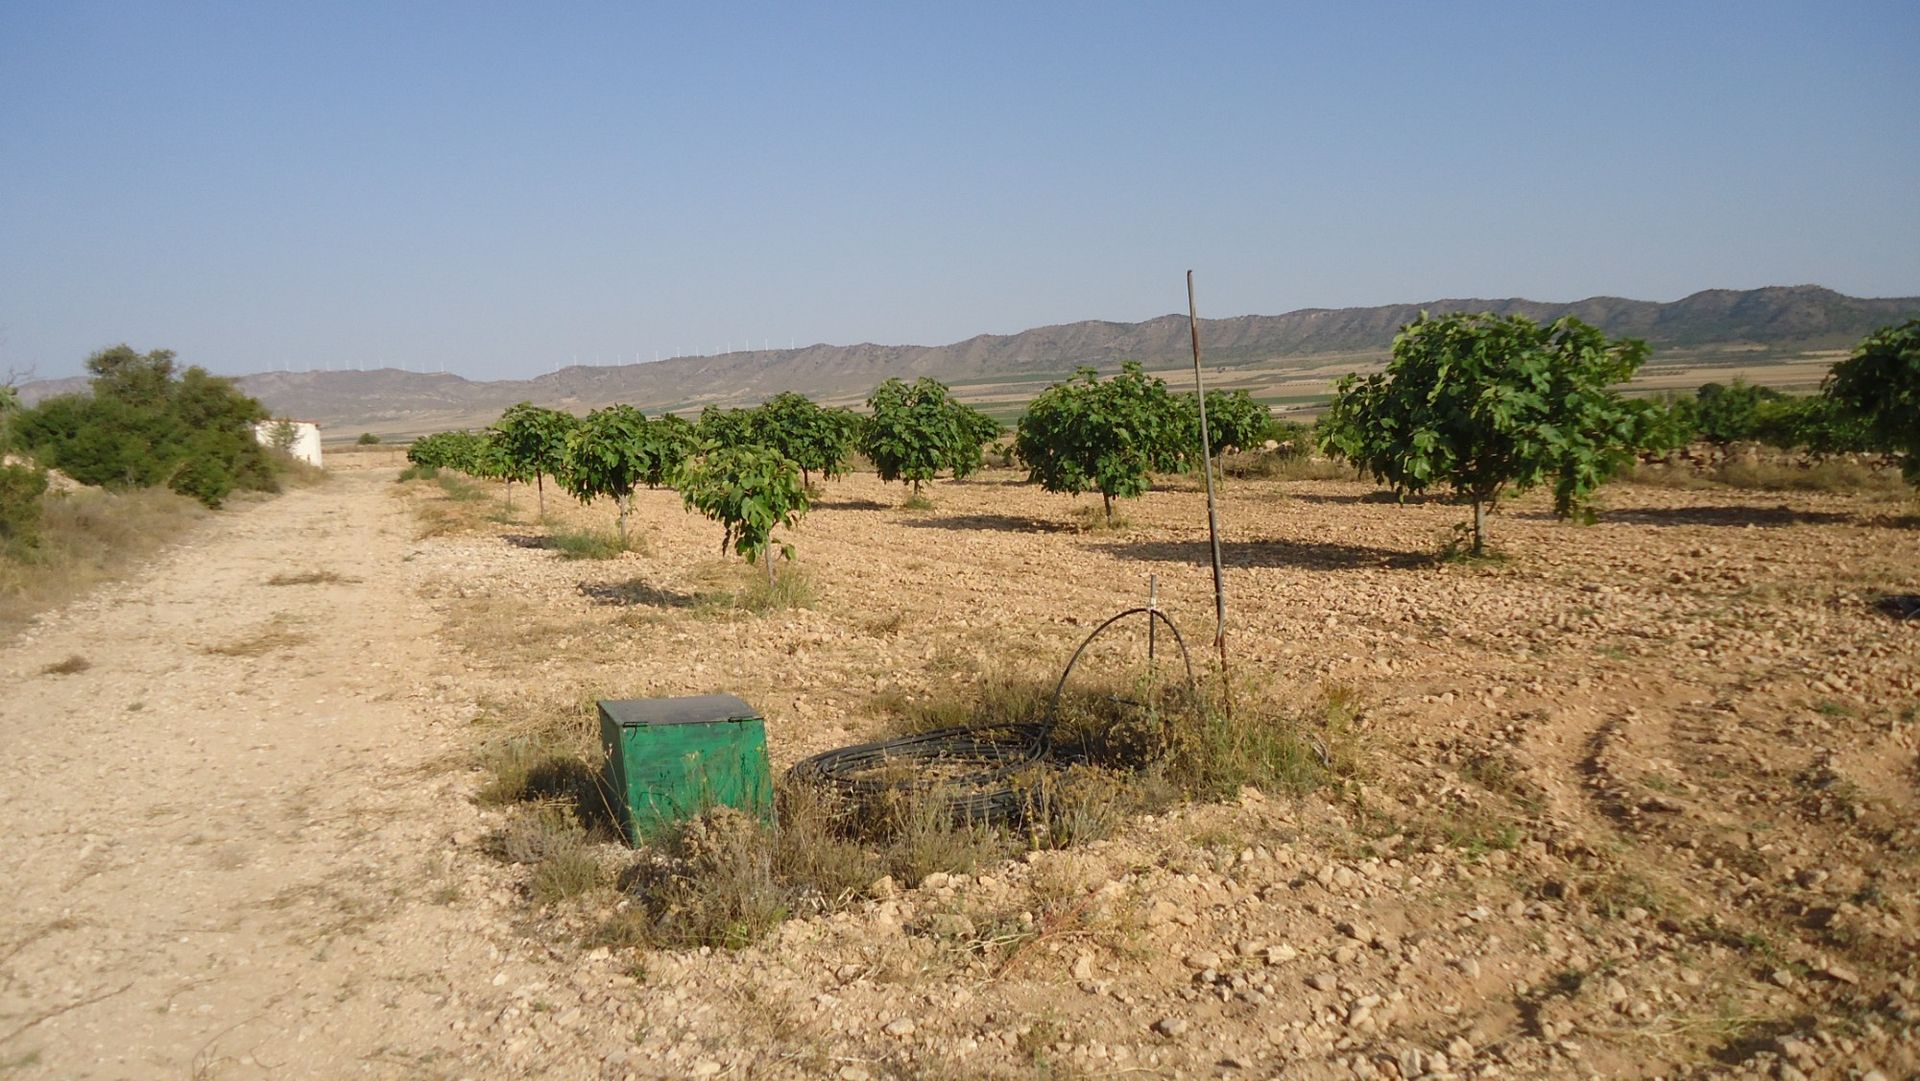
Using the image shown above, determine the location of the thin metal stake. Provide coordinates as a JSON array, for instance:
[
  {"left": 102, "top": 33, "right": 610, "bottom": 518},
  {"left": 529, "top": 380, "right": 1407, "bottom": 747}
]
[
  {"left": 1187, "top": 271, "right": 1231, "bottom": 713},
  {"left": 1147, "top": 573, "right": 1159, "bottom": 664}
]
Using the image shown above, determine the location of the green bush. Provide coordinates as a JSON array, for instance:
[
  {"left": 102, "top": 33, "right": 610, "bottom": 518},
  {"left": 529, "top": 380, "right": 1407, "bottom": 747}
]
[
  {"left": 9, "top": 347, "right": 277, "bottom": 508},
  {"left": 356, "top": 432, "right": 381, "bottom": 445},
  {"left": 0, "top": 464, "right": 49, "bottom": 555}
]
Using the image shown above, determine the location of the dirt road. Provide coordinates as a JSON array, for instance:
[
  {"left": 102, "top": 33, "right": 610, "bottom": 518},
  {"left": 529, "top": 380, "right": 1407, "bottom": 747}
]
[{"left": 0, "top": 469, "right": 539, "bottom": 1078}]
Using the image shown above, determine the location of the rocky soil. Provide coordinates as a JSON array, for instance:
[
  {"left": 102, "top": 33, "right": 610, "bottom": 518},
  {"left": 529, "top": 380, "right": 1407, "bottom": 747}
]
[{"left": 3, "top": 451, "right": 1915, "bottom": 1079}]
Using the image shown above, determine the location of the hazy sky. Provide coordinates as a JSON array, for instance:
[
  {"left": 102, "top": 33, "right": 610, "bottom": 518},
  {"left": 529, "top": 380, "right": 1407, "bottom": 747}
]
[{"left": 3, "top": 2, "right": 1916, "bottom": 380}]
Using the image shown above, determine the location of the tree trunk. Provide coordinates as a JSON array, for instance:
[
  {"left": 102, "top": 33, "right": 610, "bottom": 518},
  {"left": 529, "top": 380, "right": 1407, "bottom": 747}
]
[
  {"left": 766, "top": 554, "right": 776, "bottom": 590},
  {"left": 617, "top": 493, "right": 630, "bottom": 546},
  {"left": 536, "top": 475, "right": 545, "bottom": 518},
  {"left": 1103, "top": 491, "right": 1114, "bottom": 521},
  {"left": 912, "top": 478, "right": 921, "bottom": 495},
  {"left": 504, "top": 479, "right": 512, "bottom": 510},
  {"left": 1472, "top": 496, "right": 1486, "bottom": 556}
]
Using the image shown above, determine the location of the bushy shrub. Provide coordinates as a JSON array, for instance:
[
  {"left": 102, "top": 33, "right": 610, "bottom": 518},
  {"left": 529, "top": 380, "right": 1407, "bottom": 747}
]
[
  {"left": 8, "top": 346, "right": 277, "bottom": 508},
  {"left": 0, "top": 463, "right": 49, "bottom": 555}
]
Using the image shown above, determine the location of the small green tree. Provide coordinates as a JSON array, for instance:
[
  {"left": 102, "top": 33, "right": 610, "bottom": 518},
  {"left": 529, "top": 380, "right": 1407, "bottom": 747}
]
[
  {"left": 696, "top": 406, "right": 758, "bottom": 449},
  {"left": 492, "top": 402, "right": 577, "bottom": 516},
  {"left": 1691, "top": 380, "right": 1780, "bottom": 445},
  {"left": 560, "top": 405, "right": 654, "bottom": 545},
  {"left": 1199, "top": 389, "right": 1270, "bottom": 459},
  {"left": 861, "top": 377, "right": 993, "bottom": 496},
  {"left": 356, "top": 432, "right": 381, "bottom": 445},
  {"left": 679, "top": 443, "right": 811, "bottom": 588},
  {"left": 1825, "top": 319, "right": 1920, "bottom": 480},
  {"left": 755, "top": 392, "right": 861, "bottom": 486},
  {"left": 1319, "top": 312, "right": 1649, "bottom": 554},
  {"left": 406, "top": 430, "right": 489, "bottom": 473},
  {"left": 1015, "top": 362, "right": 1189, "bottom": 520},
  {"left": 947, "top": 404, "right": 1003, "bottom": 481},
  {"left": 467, "top": 434, "right": 516, "bottom": 506},
  {"left": 641, "top": 413, "right": 699, "bottom": 488}
]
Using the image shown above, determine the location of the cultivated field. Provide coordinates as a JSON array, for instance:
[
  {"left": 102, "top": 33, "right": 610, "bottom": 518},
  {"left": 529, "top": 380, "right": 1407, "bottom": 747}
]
[
  {"left": 406, "top": 458, "right": 1919, "bottom": 1078},
  {"left": 2, "top": 451, "right": 1915, "bottom": 1079}
]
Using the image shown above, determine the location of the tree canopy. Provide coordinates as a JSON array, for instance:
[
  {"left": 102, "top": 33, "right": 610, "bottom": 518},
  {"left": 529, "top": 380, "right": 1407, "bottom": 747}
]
[
  {"left": 678, "top": 443, "right": 811, "bottom": 584},
  {"left": 492, "top": 402, "right": 577, "bottom": 516},
  {"left": 1824, "top": 318, "right": 1920, "bottom": 481},
  {"left": 1015, "top": 362, "right": 1190, "bottom": 520},
  {"left": 755, "top": 392, "right": 860, "bottom": 486},
  {"left": 1318, "top": 312, "right": 1651, "bottom": 553},
  {"left": 861, "top": 378, "right": 996, "bottom": 495},
  {"left": 559, "top": 405, "right": 654, "bottom": 544}
]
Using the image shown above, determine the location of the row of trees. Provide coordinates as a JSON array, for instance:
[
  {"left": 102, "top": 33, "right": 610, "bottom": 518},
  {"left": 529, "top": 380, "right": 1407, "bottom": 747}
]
[
  {"left": 409, "top": 378, "right": 1005, "bottom": 575},
  {"left": 414, "top": 315, "right": 1916, "bottom": 563},
  {"left": 1316, "top": 314, "right": 1920, "bottom": 554}
]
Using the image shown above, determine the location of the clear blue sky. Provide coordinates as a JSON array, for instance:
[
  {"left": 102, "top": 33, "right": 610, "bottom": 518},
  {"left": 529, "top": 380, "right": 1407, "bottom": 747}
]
[{"left": 3, "top": 2, "right": 1916, "bottom": 380}]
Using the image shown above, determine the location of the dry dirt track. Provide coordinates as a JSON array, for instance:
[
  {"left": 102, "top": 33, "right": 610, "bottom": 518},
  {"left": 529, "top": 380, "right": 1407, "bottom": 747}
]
[{"left": 0, "top": 467, "right": 522, "bottom": 1078}]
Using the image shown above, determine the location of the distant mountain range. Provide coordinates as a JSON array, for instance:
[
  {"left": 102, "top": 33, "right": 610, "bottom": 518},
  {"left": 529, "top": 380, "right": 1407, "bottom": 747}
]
[{"left": 17, "top": 285, "right": 1917, "bottom": 437}]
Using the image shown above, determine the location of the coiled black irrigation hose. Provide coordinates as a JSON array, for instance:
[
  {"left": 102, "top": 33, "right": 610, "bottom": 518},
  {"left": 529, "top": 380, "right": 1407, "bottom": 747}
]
[
  {"left": 1876, "top": 594, "right": 1920, "bottom": 623},
  {"left": 788, "top": 607, "right": 1201, "bottom": 825}
]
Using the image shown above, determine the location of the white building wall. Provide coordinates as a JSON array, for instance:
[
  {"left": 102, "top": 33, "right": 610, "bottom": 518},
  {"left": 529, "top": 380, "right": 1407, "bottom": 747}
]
[{"left": 254, "top": 420, "right": 324, "bottom": 468}]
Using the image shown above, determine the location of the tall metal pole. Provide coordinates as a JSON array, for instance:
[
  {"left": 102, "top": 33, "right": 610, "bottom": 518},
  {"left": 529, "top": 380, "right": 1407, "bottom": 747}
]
[{"left": 1187, "top": 271, "right": 1231, "bottom": 708}]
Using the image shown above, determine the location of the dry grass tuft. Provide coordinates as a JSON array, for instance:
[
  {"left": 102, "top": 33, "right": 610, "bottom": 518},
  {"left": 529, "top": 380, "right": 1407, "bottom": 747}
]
[
  {"left": 203, "top": 616, "right": 308, "bottom": 657},
  {"left": 1628, "top": 459, "right": 1908, "bottom": 495},
  {"left": 549, "top": 528, "right": 645, "bottom": 560},
  {"left": 0, "top": 486, "right": 206, "bottom": 641},
  {"left": 1068, "top": 506, "right": 1132, "bottom": 532},
  {"left": 39, "top": 654, "right": 91, "bottom": 676},
  {"left": 265, "top": 569, "right": 354, "bottom": 586}
]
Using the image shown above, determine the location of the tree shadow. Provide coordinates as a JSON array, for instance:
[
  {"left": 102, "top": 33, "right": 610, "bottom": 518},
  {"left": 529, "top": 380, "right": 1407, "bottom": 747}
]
[
  {"left": 503, "top": 533, "right": 557, "bottom": 550},
  {"left": 901, "top": 512, "right": 1078, "bottom": 535},
  {"left": 1286, "top": 490, "right": 1449, "bottom": 506},
  {"left": 1098, "top": 536, "right": 1436, "bottom": 571},
  {"left": 578, "top": 578, "right": 702, "bottom": 608},
  {"left": 1597, "top": 505, "right": 1855, "bottom": 528},
  {"left": 812, "top": 498, "right": 890, "bottom": 511}
]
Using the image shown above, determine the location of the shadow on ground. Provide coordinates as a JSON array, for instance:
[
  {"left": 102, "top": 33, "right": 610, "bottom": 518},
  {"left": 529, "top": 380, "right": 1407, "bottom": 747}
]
[
  {"left": 503, "top": 533, "right": 558, "bottom": 550},
  {"left": 1285, "top": 491, "right": 1450, "bottom": 506},
  {"left": 812, "top": 498, "right": 891, "bottom": 512},
  {"left": 1595, "top": 505, "right": 1855, "bottom": 528},
  {"left": 1098, "top": 536, "right": 1436, "bottom": 571},
  {"left": 903, "top": 512, "right": 1079, "bottom": 534},
  {"left": 578, "top": 578, "right": 703, "bottom": 608}
]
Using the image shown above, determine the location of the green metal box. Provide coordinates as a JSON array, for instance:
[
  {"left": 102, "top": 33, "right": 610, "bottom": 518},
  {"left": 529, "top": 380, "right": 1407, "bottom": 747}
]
[{"left": 598, "top": 694, "right": 774, "bottom": 843}]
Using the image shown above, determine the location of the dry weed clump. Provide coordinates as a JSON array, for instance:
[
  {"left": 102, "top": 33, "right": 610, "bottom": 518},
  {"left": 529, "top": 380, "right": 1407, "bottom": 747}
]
[
  {"left": 491, "top": 803, "right": 609, "bottom": 905},
  {"left": 469, "top": 693, "right": 615, "bottom": 831},
  {"left": 38, "top": 654, "right": 91, "bottom": 676},
  {"left": 548, "top": 527, "right": 645, "bottom": 560},
  {"left": 398, "top": 471, "right": 502, "bottom": 538},
  {"left": 202, "top": 615, "right": 309, "bottom": 657},
  {"left": 0, "top": 486, "right": 206, "bottom": 638},
  {"left": 599, "top": 673, "right": 1359, "bottom": 951},
  {"left": 1628, "top": 458, "right": 1910, "bottom": 496},
  {"left": 265, "top": 569, "right": 354, "bottom": 586},
  {"left": 1222, "top": 449, "right": 1355, "bottom": 482}
]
